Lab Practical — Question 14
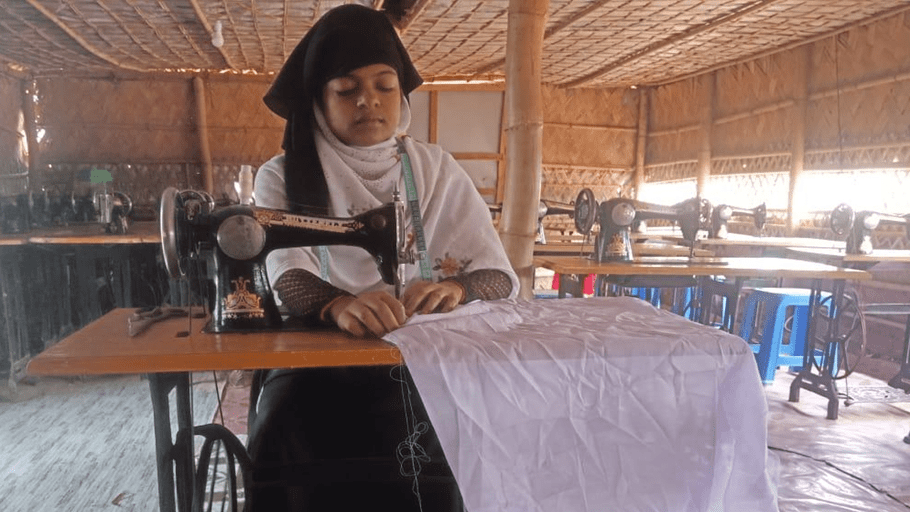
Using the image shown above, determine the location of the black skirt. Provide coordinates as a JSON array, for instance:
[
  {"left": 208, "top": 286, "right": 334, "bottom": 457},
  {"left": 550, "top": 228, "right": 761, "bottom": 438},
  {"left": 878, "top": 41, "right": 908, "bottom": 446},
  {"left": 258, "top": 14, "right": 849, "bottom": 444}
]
[{"left": 245, "top": 365, "right": 464, "bottom": 512}]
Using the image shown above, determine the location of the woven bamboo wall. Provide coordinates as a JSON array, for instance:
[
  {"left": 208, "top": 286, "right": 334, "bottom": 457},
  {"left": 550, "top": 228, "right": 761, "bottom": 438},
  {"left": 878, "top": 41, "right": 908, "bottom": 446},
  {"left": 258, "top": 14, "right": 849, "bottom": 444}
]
[
  {"left": 0, "top": 75, "right": 27, "bottom": 197},
  {"left": 26, "top": 74, "right": 284, "bottom": 206},
  {"left": 203, "top": 76, "right": 283, "bottom": 165},
  {"left": 646, "top": 10, "right": 910, "bottom": 179},
  {"left": 539, "top": 85, "right": 636, "bottom": 232}
]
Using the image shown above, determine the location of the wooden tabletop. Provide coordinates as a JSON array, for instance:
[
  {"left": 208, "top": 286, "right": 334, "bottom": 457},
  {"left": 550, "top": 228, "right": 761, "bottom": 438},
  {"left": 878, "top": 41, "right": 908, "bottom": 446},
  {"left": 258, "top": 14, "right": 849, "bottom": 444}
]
[
  {"left": 0, "top": 233, "right": 28, "bottom": 246},
  {"left": 27, "top": 308, "right": 402, "bottom": 376},
  {"left": 534, "top": 255, "right": 872, "bottom": 281},
  {"left": 26, "top": 220, "right": 160, "bottom": 244},
  {"left": 786, "top": 247, "right": 910, "bottom": 265},
  {"left": 533, "top": 242, "right": 713, "bottom": 258},
  {"left": 689, "top": 233, "right": 846, "bottom": 250}
]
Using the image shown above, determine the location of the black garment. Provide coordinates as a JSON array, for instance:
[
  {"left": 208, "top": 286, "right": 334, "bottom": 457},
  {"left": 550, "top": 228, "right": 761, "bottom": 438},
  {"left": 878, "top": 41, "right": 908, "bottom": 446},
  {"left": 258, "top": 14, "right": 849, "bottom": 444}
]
[
  {"left": 245, "top": 366, "right": 464, "bottom": 512},
  {"left": 262, "top": 4, "right": 423, "bottom": 213}
]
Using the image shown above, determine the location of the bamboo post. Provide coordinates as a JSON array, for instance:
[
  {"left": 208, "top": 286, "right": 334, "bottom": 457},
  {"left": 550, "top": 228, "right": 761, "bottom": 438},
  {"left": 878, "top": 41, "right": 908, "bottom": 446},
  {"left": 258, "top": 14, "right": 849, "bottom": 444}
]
[
  {"left": 21, "top": 78, "right": 39, "bottom": 179},
  {"left": 633, "top": 87, "right": 649, "bottom": 199},
  {"left": 788, "top": 46, "right": 809, "bottom": 235},
  {"left": 193, "top": 76, "right": 215, "bottom": 194},
  {"left": 696, "top": 74, "right": 715, "bottom": 197},
  {"left": 499, "top": 0, "right": 549, "bottom": 299}
]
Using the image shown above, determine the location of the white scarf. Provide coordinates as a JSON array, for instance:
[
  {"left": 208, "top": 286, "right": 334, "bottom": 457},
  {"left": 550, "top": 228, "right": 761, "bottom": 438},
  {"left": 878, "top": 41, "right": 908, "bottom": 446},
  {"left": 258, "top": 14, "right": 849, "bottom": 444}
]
[{"left": 313, "top": 99, "right": 411, "bottom": 214}]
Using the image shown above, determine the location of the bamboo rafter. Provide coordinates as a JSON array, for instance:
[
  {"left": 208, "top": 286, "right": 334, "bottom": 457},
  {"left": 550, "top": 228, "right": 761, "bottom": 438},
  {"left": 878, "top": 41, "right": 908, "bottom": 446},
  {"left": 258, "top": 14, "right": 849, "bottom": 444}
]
[
  {"left": 563, "top": 0, "right": 785, "bottom": 88},
  {"left": 23, "top": 0, "right": 146, "bottom": 72},
  {"left": 188, "top": 0, "right": 238, "bottom": 70}
]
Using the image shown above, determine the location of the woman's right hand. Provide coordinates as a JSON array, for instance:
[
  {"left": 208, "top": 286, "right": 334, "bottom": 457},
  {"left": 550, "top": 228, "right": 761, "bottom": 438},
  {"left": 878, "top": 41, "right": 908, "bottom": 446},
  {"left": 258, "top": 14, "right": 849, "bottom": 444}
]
[{"left": 327, "top": 291, "right": 407, "bottom": 337}]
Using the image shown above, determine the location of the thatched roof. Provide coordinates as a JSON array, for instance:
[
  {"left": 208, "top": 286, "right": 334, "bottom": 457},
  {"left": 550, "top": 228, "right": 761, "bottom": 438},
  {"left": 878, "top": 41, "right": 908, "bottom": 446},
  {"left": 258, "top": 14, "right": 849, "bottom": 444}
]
[{"left": 2, "top": 0, "right": 908, "bottom": 87}]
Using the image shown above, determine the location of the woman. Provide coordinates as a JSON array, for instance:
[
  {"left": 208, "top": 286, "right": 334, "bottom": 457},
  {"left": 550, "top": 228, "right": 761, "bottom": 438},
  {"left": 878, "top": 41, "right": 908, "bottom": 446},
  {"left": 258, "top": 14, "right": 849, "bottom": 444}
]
[{"left": 247, "top": 5, "right": 518, "bottom": 511}]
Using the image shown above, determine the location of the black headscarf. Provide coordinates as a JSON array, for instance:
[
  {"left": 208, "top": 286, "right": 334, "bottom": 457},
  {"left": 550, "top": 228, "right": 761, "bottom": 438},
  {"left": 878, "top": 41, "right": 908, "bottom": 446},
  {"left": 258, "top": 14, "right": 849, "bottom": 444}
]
[{"left": 263, "top": 4, "right": 423, "bottom": 213}]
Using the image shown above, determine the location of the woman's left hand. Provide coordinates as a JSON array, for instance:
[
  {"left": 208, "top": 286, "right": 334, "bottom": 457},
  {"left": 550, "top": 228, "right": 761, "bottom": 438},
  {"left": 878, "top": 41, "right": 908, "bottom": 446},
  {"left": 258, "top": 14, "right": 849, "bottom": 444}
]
[{"left": 401, "top": 280, "right": 465, "bottom": 316}]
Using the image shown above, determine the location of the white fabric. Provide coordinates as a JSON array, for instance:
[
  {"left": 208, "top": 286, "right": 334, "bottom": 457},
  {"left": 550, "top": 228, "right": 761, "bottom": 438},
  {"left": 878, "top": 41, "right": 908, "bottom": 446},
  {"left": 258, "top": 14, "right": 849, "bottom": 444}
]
[
  {"left": 384, "top": 297, "right": 780, "bottom": 512},
  {"left": 253, "top": 100, "right": 518, "bottom": 297}
]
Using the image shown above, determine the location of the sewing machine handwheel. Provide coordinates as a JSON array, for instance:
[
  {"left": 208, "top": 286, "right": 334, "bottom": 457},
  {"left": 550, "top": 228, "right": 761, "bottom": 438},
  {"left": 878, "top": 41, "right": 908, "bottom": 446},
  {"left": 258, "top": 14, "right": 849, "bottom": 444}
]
[
  {"left": 574, "top": 188, "right": 597, "bottom": 235},
  {"left": 754, "top": 203, "right": 767, "bottom": 230},
  {"left": 830, "top": 203, "right": 854, "bottom": 237},
  {"left": 812, "top": 291, "right": 866, "bottom": 380},
  {"left": 160, "top": 187, "right": 185, "bottom": 278},
  {"left": 698, "top": 198, "right": 712, "bottom": 228},
  {"left": 113, "top": 191, "right": 133, "bottom": 215}
]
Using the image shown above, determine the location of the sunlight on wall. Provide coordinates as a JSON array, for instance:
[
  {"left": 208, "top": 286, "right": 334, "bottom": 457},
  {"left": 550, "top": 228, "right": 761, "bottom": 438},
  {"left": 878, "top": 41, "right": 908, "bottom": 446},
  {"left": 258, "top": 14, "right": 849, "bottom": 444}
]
[{"left": 640, "top": 169, "right": 910, "bottom": 217}]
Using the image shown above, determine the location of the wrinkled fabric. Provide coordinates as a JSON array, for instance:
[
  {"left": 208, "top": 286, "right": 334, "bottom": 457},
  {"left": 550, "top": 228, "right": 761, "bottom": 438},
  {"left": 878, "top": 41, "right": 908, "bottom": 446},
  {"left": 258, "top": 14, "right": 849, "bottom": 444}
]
[{"left": 384, "top": 296, "right": 780, "bottom": 512}]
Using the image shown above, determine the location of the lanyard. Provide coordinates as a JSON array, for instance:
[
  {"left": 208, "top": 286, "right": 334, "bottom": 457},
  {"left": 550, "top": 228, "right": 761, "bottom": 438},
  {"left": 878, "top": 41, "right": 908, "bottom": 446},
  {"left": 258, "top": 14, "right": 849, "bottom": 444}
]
[{"left": 318, "top": 137, "right": 432, "bottom": 283}]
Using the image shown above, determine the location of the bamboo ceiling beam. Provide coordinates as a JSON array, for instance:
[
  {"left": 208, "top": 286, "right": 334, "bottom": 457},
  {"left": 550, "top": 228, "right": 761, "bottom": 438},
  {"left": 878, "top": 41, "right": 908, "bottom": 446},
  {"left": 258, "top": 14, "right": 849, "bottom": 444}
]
[
  {"left": 188, "top": 0, "right": 239, "bottom": 70},
  {"left": 499, "top": 0, "right": 549, "bottom": 299},
  {"left": 24, "top": 0, "right": 146, "bottom": 72},
  {"left": 152, "top": 0, "right": 213, "bottom": 66},
  {"left": 563, "top": 0, "right": 784, "bottom": 88},
  {"left": 214, "top": 0, "right": 252, "bottom": 68},
  {"left": 396, "top": 0, "right": 432, "bottom": 35},
  {"left": 473, "top": 0, "right": 610, "bottom": 75},
  {"left": 650, "top": 2, "right": 910, "bottom": 88},
  {"left": 92, "top": 0, "right": 171, "bottom": 64}
]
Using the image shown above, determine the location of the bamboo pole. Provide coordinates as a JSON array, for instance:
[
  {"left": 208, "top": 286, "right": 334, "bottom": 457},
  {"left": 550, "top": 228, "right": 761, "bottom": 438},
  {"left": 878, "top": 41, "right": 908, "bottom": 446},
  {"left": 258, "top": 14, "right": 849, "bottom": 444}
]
[
  {"left": 633, "top": 87, "right": 649, "bottom": 199},
  {"left": 499, "top": 0, "right": 548, "bottom": 299},
  {"left": 20, "top": 78, "right": 39, "bottom": 180},
  {"left": 428, "top": 90, "right": 438, "bottom": 144},
  {"left": 696, "top": 74, "right": 715, "bottom": 197},
  {"left": 788, "top": 46, "right": 809, "bottom": 235},
  {"left": 495, "top": 96, "right": 508, "bottom": 205},
  {"left": 193, "top": 76, "right": 214, "bottom": 194}
]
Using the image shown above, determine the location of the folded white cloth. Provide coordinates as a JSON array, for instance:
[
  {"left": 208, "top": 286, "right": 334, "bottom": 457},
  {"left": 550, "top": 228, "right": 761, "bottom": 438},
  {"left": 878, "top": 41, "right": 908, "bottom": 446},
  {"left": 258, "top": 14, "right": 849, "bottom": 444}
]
[{"left": 385, "top": 296, "right": 779, "bottom": 512}]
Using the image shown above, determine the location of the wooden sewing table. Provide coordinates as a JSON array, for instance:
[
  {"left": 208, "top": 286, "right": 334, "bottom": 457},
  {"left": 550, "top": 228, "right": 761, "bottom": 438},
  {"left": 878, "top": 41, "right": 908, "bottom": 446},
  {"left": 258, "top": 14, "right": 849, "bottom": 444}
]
[
  {"left": 27, "top": 308, "right": 400, "bottom": 512},
  {"left": 686, "top": 233, "right": 847, "bottom": 257},
  {"left": 535, "top": 255, "right": 872, "bottom": 419},
  {"left": 533, "top": 241, "right": 714, "bottom": 257},
  {"left": 2, "top": 222, "right": 162, "bottom": 387}
]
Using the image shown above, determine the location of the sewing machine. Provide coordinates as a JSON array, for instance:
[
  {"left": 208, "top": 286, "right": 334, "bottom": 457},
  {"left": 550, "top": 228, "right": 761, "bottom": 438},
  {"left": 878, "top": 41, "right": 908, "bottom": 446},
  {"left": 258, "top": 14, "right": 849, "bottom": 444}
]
[
  {"left": 536, "top": 199, "right": 577, "bottom": 244},
  {"left": 830, "top": 203, "right": 910, "bottom": 255},
  {"left": 709, "top": 203, "right": 767, "bottom": 238},
  {"left": 0, "top": 194, "right": 30, "bottom": 234},
  {"left": 94, "top": 190, "right": 133, "bottom": 234},
  {"left": 575, "top": 192, "right": 709, "bottom": 262},
  {"left": 158, "top": 187, "right": 404, "bottom": 332}
]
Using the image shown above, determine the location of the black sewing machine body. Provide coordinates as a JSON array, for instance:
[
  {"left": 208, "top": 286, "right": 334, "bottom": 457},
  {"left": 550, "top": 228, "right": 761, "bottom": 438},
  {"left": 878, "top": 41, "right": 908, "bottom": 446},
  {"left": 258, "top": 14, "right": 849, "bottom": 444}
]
[
  {"left": 830, "top": 203, "right": 910, "bottom": 255},
  {"left": 591, "top": 196, "right": 708, "bottom": 262},
  {"left": 536, "top": 199, "right": 576, "bottom": 244},
  {"left": 94, "top": 190, "right": 133, "bottom": 234},
  {"left": 709, "top": 203, "right": 767, "bottom": 238},
  {"left": 160, "top": 187, "right": 401, "bottom": 332}
]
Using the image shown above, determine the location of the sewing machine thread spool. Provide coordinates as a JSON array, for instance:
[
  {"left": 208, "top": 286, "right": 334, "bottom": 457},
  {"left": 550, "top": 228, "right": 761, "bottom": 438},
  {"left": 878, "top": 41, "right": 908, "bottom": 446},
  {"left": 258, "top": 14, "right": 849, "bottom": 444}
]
[{"left": 238, "top": 165, "right": 254, "bottom": 205}]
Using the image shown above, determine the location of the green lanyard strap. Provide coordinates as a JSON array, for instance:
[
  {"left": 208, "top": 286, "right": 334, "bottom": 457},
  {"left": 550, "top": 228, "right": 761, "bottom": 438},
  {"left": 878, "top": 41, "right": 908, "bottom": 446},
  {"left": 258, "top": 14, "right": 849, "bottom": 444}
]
[{"left": 396, "top": 137, "right": 433, "bottom": 282}]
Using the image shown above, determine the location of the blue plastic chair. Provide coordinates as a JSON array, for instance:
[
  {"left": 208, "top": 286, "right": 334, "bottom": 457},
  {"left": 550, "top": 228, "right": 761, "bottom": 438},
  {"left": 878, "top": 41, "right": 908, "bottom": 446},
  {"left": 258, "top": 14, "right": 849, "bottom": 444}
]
[{"left": 738, "top": 288, "right": 835, "bottom": 384}]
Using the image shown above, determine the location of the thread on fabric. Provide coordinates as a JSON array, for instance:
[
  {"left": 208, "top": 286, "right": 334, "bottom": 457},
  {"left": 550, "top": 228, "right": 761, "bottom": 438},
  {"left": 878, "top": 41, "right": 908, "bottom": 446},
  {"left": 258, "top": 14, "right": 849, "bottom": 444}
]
[{"left": 391, "top": 365, "right": 429, "bottom": 511}]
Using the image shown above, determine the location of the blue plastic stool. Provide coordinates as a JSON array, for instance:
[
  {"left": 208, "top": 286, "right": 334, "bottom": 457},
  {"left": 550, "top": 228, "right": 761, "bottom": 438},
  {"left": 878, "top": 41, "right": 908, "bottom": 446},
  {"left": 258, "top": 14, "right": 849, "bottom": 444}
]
[{"left": 738, "top": 288, "right": 835, "bottom": 384}]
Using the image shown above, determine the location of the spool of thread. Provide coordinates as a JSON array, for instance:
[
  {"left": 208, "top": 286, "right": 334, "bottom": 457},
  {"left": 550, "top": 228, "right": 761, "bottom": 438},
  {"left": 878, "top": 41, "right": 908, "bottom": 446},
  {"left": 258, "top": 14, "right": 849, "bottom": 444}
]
[{"left": 239, "top": 165, "right": 254, "bottom": 205}]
